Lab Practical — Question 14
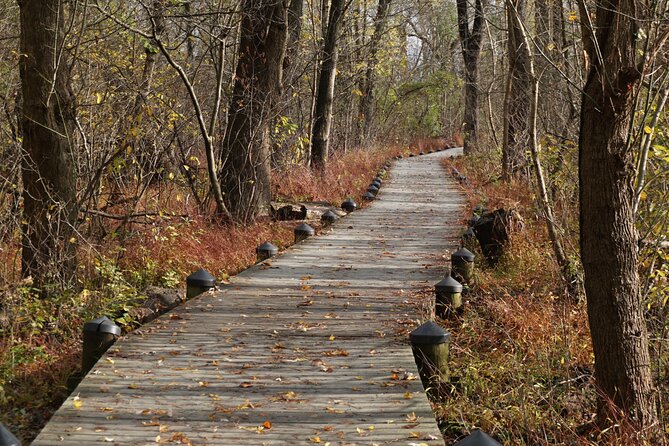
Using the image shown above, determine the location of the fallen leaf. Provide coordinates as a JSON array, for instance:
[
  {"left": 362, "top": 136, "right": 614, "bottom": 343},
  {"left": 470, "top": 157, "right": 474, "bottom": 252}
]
[
  {"left": 405, "top": 412, "right": 419, "bottom": 422},
  {"left": 323, "top": 349, "right": 349, "bottom": 357},
  {"left": 170, "top": 432, "right": 193, "bottom": 445},
  {"left": 263, "top": 421, "right": 272, "bottom": 429}
]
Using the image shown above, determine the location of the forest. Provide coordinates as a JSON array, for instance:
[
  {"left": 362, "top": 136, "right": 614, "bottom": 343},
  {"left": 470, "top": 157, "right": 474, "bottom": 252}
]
[{"left": 1, "top": 0, "right": 669, "bottom": 444}]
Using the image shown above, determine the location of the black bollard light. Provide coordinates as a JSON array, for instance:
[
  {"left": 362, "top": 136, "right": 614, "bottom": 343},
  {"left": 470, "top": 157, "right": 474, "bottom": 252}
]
[
  {"left": 409, "top": 321, "right": 450, "bottom": 394},
  {"left": 435, "top": 275, "right": 464, "bottom": 317},
  {"left": 0, "top": 423, "right": 19, "bottom": 446},
  {"left": 341, "top": 198, "right": 357, "bottom": 213},
  {"left": 82, "top": 316, "right": 121, "bottom": 375},
  {"left": 453, "top": 430, "right": 502, "bottom": 446},
  {"left": 374, "top": 176, "right": 383, "bottom": 185},
  {"left": 367, "top": 184, "right": 379, "bottom": 195},
  {"left": 186, "top": 268, "right": 216, "bottom": 299},
  {"left": 321, "top": 210, "right": 339, "bottom": 226},
  {"left": 256, "top": 241, "right": 278, "bottom": 262},
  {"left": 363, "top": 191, "right": 376, "bottom": 201},
  {"left": 409, "top": 153, "right": 415, "bottom": 157},
  {"left": 371, "top": 179, "right": 382, "bottom": 189},
  {"left": 294, "top": 223, "right": 315, "bottom": 243},
  {"left": 451, "top": 247, "right": 475, "bottom": 285}
]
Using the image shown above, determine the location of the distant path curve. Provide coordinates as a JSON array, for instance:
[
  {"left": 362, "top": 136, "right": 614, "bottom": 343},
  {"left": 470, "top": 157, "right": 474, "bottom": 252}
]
[{"left": 34, "top": 148, "right": 465, "bottom": 445}]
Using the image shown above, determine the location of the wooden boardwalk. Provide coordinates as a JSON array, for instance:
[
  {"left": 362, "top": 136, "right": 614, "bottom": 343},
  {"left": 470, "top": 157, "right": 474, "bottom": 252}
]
[{"left": 34, "top": 148, "right": 465, "bottom": 445}]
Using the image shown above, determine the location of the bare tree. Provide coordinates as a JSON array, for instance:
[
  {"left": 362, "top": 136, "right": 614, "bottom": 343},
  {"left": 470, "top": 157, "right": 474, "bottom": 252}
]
[
  {"left": 502, "top": 0, "right": 530, "bottom": 178},
  {"left": 221, "top": 0, "right": 288, "bottom": 221},
  {"left": 18, "top": 0, "right": 78, "bottom": 291},
  {"left": 310, "top": 0, "right": 346, "bottom": 169},
  {"left": 456, "top": 0, "right": 484, "bottom": 154},
  {"left": 357, "top": 0, "right": 392, "bottom": 143}
]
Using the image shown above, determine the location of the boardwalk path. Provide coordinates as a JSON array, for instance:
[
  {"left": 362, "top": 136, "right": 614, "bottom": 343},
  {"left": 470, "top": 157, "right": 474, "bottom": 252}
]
[{"left": 34, "top": 148, "right": 465, "bottom": 445}]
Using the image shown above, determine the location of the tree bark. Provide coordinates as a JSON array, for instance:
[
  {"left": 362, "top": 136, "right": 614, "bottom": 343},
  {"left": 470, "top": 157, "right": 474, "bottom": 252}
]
[
  {"left": 579, "top": 0, "right": 657, "bottom": 428},
  {"left": 221, "top": 0, "right": 288, "bottom": 222},
  {"left": 502, "top": 0, "right": 530, "bottom": 178},
  {"left": 456, "top": 0, "right": 484, "bottom": 155},
  {"left": 18, "top": 0, "right": 78, "bottom": 291},
  {"left": 310, "top": 0, "right": 345, "bottom": 169},
  {"left": 358, "top": 0, "right": 392, "bottom": 143},
  {"left": 286, "top": 0, "right": 303, "bottom": 69}
]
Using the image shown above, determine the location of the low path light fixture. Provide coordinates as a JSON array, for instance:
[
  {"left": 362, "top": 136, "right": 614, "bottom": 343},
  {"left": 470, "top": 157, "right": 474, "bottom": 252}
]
[
  {"left": 256, "top": 241, "right": 278, "bottom": 262},
  {"left": 435, "top": 275, "right": 464, "bottom": 317},
  {"left": 453, "top": 430, "right": 502, "bottom": 446},
  {"left": 82, "top": 316, "right": 121, "bottom": 375},
  {"left": 321, "top": 210, "right": 339, "bottom": 226},
  {"left": 186, "top": 268, "right": 216, "bottom": 299},
  {"left": 451, "top": 247, "right": 475, "bottom": 285},
  {"left": 409, "top": 321, "right": 450, "bottom": 394},
  {"left": 341, "top": 198, "right": 357, "bottom": 213},
  {"left": 294, "top": 223, "right": 315, "bottom": 243}
]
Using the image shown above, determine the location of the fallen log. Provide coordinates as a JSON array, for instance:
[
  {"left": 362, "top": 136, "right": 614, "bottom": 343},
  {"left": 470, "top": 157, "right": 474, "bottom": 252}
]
[{"left": 270, "top": 201, "right": 345, "bottom": 221}]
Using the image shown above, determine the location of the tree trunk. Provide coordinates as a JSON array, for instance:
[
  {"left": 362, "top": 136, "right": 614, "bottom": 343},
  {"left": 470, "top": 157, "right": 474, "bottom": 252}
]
[
  {"left": 502, "top": 0, "right": 530, "bottom": 178},
  {"left": 579, "top": 0, "right": 657, "bottom": 428},
  {"left": 221, "top": 0, "right": 288, "bottom": 222},
  {"left": 358, "top": 0, "right": 392, "bottom": 143},
  {"left": 286, "top": 0, "right": 303, "bottom": 70},
  {"left": 18, "top": 0, "right": 78, "bottom": 292},
  {"left": 310, "top": 0, "right": 345, "bottom": 169},
  {"left": 457, "top": 0, "right": 484, "bottom": 155}
]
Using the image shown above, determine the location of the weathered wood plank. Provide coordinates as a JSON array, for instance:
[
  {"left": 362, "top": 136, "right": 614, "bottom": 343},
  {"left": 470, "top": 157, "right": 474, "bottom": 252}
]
[{"left": 33, "top": 149, "right": 464, "bottom": 445}]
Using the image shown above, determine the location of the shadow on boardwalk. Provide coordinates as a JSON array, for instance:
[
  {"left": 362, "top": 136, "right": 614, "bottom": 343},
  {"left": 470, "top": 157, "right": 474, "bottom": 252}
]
[{"left": 33, "top": 149, "right": 465, "bottom": 445}]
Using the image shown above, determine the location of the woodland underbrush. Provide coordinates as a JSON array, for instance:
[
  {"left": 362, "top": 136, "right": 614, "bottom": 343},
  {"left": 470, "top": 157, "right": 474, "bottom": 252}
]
[
  {"left": 0, "top": 144, "right": 411, "bottom": 442},
  {"left": 437, "top": 154, "right": 666, "bottom": 445}
]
